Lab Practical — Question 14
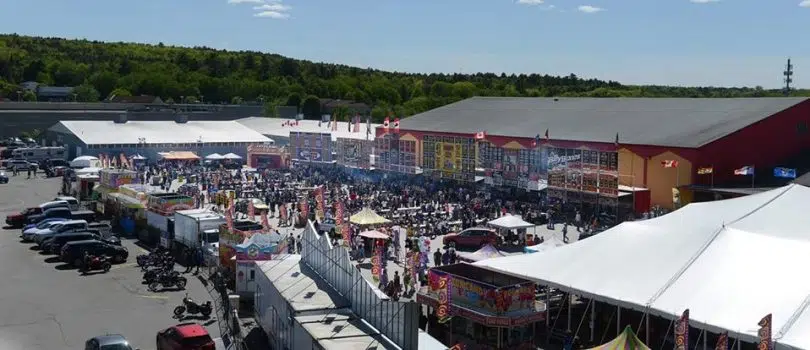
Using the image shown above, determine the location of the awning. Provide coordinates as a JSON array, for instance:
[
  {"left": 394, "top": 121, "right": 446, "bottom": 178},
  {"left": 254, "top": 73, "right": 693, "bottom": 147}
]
[
  {"left": 358, "top": 230, "right": 390, "bottom": 240},
  {"left": 222, "top": 153, "right": 242, "bottom": 160},
  {"left": 205, "top": 153, "right": 225, "bottom": 160},
  {"left": 158, "top": 151, "right": 200, "bottom": 160},
  {"left": 108, "top": 192, "right": 145, "bottom": 209}
]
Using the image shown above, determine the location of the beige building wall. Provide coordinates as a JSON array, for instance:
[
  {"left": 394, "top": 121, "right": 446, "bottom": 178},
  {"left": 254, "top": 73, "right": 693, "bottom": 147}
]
[
  {"left": 618, "top": 149, "right": 646, "bottom": 188},
  {"left": 647, "top": 151, "right": 693, "bottom": 209}
]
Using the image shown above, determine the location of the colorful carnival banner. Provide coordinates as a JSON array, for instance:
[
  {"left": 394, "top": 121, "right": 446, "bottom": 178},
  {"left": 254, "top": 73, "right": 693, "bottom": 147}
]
[
  {"left": 437, "top": 274, "right": 452, "bottom": 323},
  {"left": 758, "top": 314, "right": 772, "bottom": 350},
  {"left": 422, "top": 135, "right": 476, "bottom": 181},
  {"left": 336, "top": 138, "right": 372, "bottom": 169},
  {"left": 260, "top": 211, "right": 270, "bottom": 229},
  {"left": 335, "top": 201, "right": 345, "bottom": 225},
  {"left": 374, "top": 133, "right": 418, "bottom": 174},
  {"left": 248, "top": 200, "right": 255, "bottom": 218},
  {"left": 315, "top": 187, "right": 325, "bottom": 221},
  {"left": 478, "top": 142, "right": 547, "bottom": 190},
  {"left": 716, "top": 332, "right": 728, "bottom": 350},
  {"left": 300, "top": 198, "right": 309, "bottom": 222},
  {"left": 226, "top": 197, "right": 235, "bottom": 232},
  {"left": 341, "top": 224, "right": 351, "bottom": 247},
  {"left": 371, "top": 241, "right": 383, "bottom": 282},
  {"left": 675, "top": 309, "right": 690, "bottom": 350},
  {"left": 290, "top": 131, "right": 333, "bottom": 163}
]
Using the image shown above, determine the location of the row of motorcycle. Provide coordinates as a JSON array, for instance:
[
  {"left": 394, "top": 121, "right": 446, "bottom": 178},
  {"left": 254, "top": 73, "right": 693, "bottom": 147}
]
[{"left": 136, "top": 250, "right": 212, "bottom": 318}]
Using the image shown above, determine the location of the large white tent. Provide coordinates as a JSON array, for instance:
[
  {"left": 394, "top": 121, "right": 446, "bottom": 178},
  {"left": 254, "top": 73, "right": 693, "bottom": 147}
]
[
  {"left": 476, "top": 184, "right": 810, "bottom": 349},
  {"left": 487, "top": 214, "right": 535, "bottom": 229}
]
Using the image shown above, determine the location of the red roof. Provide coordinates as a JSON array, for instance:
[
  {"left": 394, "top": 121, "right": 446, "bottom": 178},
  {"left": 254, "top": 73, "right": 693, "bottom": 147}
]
[{"left": 174, "top": 323, "right": 209, "bottom": 338}]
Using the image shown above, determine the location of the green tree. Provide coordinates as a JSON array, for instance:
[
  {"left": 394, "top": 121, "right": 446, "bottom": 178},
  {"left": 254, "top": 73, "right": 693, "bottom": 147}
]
[
  {"left": 285, "top": 93, "right": 302, "bottom": 111},
  {"left": 22, "top": 90, "right": 36, "bottom": 101},
  {"left": 231, "top": 96, "right": 244, "bottom": 104},
  {"left": 74, "top": 84, "right": 101, "bottom": 102},
  {"left": 301, "top": 95, "right": 321, "bottom": 119},
  {"left": 107, "top": 88, "right": 131, "bottom": 100}
]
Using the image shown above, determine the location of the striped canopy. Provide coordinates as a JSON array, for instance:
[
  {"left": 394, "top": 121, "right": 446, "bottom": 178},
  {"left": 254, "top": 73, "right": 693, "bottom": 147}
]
[{"left": 586, "top": 326, "right": 650, "bottom": 350}]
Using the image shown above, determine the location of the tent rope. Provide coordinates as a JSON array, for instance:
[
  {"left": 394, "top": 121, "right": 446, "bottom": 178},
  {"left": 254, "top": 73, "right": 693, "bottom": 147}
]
[
  {"left": 774, "top": 293, "right": 810, "bottom": 341},
  {"left": 574, "top": 298, "right": 593, "bottom": 341},
  {"left": 600, "top": 306, "right": 616, "bottom": 344},
  {"left": 659, "top": 316, "right": 675, "bottom": 350}
]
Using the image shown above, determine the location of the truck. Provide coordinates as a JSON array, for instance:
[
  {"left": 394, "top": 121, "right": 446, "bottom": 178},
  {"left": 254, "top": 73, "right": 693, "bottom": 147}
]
[{"left": 173, "top": 209, "right": 225, "bottom": 253}]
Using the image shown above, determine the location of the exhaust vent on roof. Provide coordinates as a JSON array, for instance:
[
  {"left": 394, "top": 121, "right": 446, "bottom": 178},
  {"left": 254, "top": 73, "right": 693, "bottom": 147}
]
[
  {"left": 175, "top": 114, "right": 189, "bottom": 124},
  {"left": 114, "top": 114, "right": 128, "bottom": 124}
]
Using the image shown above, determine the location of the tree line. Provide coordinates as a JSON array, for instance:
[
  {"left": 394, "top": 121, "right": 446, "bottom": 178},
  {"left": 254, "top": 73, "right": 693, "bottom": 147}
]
[{"left": 0, "top": 34, "right": 807, "bottom": 122}]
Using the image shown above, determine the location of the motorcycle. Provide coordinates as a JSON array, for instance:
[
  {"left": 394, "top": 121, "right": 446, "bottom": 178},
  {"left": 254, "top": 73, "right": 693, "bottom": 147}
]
[
  {"left": 173, "top": 293, "right": 212, "bottom": 318},
  {"left": 349, "top": 249, "right": 365, "bottom": 263},
  {"left": 143, "top": 267, "right": 178, "bottom": 284},
  {"left": 148, "top": 273, "right": 187, "bottom": 292},
  {"left": 80, "top": 255, "right": 112, "bottom": 274}
]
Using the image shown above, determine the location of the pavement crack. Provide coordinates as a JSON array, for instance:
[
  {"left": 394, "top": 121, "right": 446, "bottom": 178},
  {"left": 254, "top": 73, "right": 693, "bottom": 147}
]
[{"left": 47, "top": 314, "right": 68, "bottom": 346}]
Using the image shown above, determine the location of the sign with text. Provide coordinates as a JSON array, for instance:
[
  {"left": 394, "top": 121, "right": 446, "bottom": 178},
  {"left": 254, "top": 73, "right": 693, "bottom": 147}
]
[
  {"left": 290, "top": 132, "right": 333, "bottom": 163},
  {"left": 336, "top": 138, "right": 372, "bottom": 169},
  {"left": 427, "top": 269, "right": 536, "bottom": 315},
  {"left": 547, "top": 147, "right": 618, "bottom": 206},
  {"left": 422, "top": 135, "right": 476, "bottom": 182},
  {"left": 375, "top": 133, "right": 418, "bottom": 174}
]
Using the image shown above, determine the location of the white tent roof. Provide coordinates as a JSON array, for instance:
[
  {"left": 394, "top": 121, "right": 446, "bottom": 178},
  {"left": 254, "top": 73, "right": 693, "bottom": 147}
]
[
  {"left": 524, "top": 235, "right": 567, "bottom": 253},
  {"left": 53, "top": 120, "right": 272, "bottom": 145},
  {"left": 223, "top": 153, "right": 242, "bottom": 159},
  {"left": 488, "top": 214, "right": 535, "bottom": 229},
  {"left": 476, "top": 184, "right": 810, "bottom": 348},
  {"left": 73, "top": 155, "right": 98, "bottom": 161},
  {"left": 205, "top": 153, "right": 224, "bottom": 160}
]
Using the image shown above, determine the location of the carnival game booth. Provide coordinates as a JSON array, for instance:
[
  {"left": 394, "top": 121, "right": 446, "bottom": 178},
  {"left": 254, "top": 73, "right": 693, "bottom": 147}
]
[
  {"left": 417, "top": 263, "right": 545, "bottom": 350},
  {"left": 145, "top": 193, "right": 195, "bottom": 248},
  {"left": 230, "top": 231, "right": 286, "bottom": 299},
  {"left": 487, "top": 214, "right": 536, "bottom": 246},
  {"left": 93, "top": 169, "right": 140, "bottom": 219},
  {"left": 107, "top": 184, "right": 150, "bottom": 237},
  {"left": 247, "top": 144, "right": 290, "bottom": 170}
]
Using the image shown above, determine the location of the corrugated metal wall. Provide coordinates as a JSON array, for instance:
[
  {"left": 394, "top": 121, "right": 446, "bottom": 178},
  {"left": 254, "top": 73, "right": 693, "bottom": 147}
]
[{"left": 300, "top": 221, "right": 420, "bottom": 349}]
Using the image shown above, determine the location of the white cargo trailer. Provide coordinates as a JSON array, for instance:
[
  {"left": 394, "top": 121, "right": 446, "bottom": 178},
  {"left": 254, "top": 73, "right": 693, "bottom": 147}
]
[{"left": 173, "top": 209, "right": 225, "bottom": 250}]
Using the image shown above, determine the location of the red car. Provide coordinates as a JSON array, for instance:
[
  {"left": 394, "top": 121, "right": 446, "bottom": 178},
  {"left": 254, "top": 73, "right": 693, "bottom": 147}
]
[
  {"left": 156, "top": 323, "right": 216, "bottom": 350},
  {"left": 442, "top": 227, "right": 499, "bottom": 248}
]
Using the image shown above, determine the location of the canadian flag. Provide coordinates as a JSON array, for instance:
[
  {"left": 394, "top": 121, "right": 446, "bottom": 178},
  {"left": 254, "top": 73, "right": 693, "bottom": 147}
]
[
  {"left": 661, "top": 160, "right": 679, "bottom": 168},
  {"left": 383, "top": 117, "right": 390, "bottom": 132},
  {"left": 474, "top": 131, "right": 487, "bottom": 140},
  {"left": 393, "top": 118, "right": 400, "bottom": 133}
]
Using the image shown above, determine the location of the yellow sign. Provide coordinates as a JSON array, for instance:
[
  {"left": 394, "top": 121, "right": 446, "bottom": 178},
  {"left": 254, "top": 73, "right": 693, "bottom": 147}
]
[{"left": 435, "top": 142, "right": 462, "bottom": 173}]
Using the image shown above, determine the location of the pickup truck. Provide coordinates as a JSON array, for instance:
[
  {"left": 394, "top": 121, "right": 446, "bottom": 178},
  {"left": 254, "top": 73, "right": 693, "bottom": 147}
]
[
  {"left": 5, "top": 200, "right": 70, "bottom": 228},
  {"left": 26, "top": 208, "right": 95, "bottom": 225}
]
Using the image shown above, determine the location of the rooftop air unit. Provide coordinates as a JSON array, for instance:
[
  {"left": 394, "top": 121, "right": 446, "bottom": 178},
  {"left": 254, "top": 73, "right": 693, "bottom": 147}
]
[
  {"left": 114, "top": 114, "right": 128, "bottom": 124},
  {"left": 175, "top": 114, "right": 189, "bottom": 124}
]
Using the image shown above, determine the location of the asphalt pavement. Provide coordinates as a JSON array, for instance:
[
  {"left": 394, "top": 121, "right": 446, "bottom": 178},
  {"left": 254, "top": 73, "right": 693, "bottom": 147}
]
[{"left": 0, "top": 175, "right": 221, "bottom": 350}]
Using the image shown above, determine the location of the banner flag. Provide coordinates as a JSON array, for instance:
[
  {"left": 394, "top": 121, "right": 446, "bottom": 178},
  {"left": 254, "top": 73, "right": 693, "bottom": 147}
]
[
  {"left": 734, "top": 166, "right": 755, "bottom": 176},
  {"left": 661, "top": 160, "right": 679, "bottom": 168},
  {"left": 716, "top": 331, "right": 728, "bottom": 350},
  {"left": 226, "top": 197, "right": 235, "bottom": 232},
  {"left": 773, "top": 167, "right": 797, "bottom": 179},
  {"left": 758, "top": 314, "right": 772, "bottom": 350},
  {"left": 371, "top": 243, "right": 383, "bottom": 282},
  {"left": 248, "top": 200, "right": 255, "bottom": 219},
  {"left": 300, "top": 198, "right": 309, "bottom": 223},
  {"left": 279, "top": 203, "right": 288, "bottom": 224},
  {"left": 674, "top": 309, "right": 690, "bottom": 350},
  {"left": 437, "top": 275, "right": 453, "bottom": 324},
  {"left": 315, "top": 187, "right": 325, "bottom": 221},
  {"left": 260, "top": 210, "right": 270, "bottom": 229}
]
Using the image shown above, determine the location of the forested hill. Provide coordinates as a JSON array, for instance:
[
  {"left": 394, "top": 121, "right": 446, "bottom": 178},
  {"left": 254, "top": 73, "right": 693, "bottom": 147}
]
[{"left": 0, "top": 34, "right": 807, "bottom": 120}]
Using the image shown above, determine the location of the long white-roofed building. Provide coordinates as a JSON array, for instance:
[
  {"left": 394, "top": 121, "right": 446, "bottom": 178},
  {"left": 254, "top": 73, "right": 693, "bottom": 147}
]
[{"left": 47, "top": 114, "right": 273, "bottom": 160}]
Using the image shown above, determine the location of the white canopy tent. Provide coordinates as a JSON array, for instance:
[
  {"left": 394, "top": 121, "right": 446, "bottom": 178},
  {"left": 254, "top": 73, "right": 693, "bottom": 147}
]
[
  {"left": 476, "top": 184, "right": 810, "bottom": 349},
  {"left": 70, "top": 156, "right": 100, "bottom": 168},
  {"left": 487, "top": 214, "right": 535, "bottom": 229},
  {"left": 205, "top": 153, "right": 225, "bottom": 160},
  {"left": 222, "top": 153, "right": 242, "bottom": 160},
  {"left": 75, "top": 167, "right": 102, "bottom": 176}
]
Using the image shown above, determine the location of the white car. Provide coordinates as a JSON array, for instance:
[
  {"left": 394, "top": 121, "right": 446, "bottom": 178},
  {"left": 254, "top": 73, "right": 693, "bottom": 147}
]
[
  {"left": 29, "top": 220, "right": 88, "bottom": 244},
  {"left": 22, "top": 220, "right": 66, "bottom": 238}
]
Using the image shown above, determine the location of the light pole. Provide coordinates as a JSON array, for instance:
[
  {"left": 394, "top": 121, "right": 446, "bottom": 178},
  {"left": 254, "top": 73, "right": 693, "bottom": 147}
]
[{"left": 16, "top": 90, "right": 22, "bottom": 101}]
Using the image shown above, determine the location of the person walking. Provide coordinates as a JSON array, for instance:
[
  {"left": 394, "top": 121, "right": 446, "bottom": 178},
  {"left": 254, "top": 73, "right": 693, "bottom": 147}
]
[
  {"left": 183, "top": 248, "right": 193, "bottom": 273},
  {"left": 194, "top": 248, "right": 204, "bottom": 275},
  {"left": 433, "top": 248, "right": 442, "bottom": 267}
]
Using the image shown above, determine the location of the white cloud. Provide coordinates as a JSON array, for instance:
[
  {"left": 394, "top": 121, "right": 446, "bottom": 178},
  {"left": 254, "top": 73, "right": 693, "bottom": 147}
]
[
  {"left": 577, "top": 5, "right": 604, "bottom": 13},
  {"left": 690, "top": 0, "right": 720, "bottom": 3},
  {"left": 254, "top": 10, "right": 290, "bottom": 19},
  {"left": 254, "top": 3, "right": 291, "bottom": 11},
  {"left": 516, "top": 0, "right": 545, "bottom": 5},
  {"left": 228, "top": 0, "right": 264, "bottom": 4},
  {"left": 800, "top": 0, "right": 810, "bottom": 7}
]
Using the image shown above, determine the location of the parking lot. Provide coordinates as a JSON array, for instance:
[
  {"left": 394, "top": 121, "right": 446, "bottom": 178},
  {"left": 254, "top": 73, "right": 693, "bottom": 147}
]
[{"left": 0, "top": 176, "right": 221, "bottom": 349}]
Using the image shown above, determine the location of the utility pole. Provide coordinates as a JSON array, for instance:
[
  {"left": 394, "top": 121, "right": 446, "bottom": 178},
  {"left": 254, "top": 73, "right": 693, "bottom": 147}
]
[{"left": 784, "top": 58, "right": 794, "bottom": 96}]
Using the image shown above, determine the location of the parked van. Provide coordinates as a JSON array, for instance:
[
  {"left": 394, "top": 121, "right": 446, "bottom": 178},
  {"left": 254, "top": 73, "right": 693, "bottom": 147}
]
[{"left": 5, "top": 200, "right": 70, "bottom": 228}]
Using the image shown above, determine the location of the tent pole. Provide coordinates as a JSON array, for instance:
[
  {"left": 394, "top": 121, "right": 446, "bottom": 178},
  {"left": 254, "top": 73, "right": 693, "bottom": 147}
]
[
  {"left": 736, "top": 337, "right": 741, "bottom": 350},
  {"left": 659, "top": 317, "right": 675, "bottom": 350},
  {"left": 567, "top": 294, "right": 572, "bottom": 331},
  {"left": 590, "top": 300, "right": 596, "bottom": 342},
  {"left": 703, "top": 330, "right": 707, "bottom": 350},
  {"left": 574, "top": 299, "right": 592, "bottom": 341},
  {"left": 645, "top": 312, "right": 650, "bottom": 343},
  {"left": 616, "top": 305, "right": 621, "bottom": 336}
]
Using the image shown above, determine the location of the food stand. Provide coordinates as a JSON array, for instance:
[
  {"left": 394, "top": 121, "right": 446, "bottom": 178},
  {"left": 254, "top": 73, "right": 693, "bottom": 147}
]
[
  {"left": 108, "top": 184, "right": 150, "bottom": 237},
  {"left": 93, "top": 169, "right": 140, "bottom": 218},
  {"left": 145, "top": 193, "right": 195, "bottom": 247},
  {"left": 247, "top": 144, "right": 289, "bottom": 169},
  {"left": 417, "top": 263, "right": 545, "bottom": 350}
]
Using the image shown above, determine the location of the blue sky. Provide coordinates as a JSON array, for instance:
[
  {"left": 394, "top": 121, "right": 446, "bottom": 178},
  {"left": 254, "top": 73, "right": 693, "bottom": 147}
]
[{"left": 1, "top": 0, "right": 808, "bottom": 88}]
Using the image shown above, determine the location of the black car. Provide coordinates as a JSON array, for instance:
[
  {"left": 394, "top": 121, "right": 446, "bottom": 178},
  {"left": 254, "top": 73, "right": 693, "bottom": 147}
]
[
  {"left": 60, "top": 239, "right": 128, "bottom": 266},
  {"left": 41, "top": 231, "right": 121, "bottom": 254},
  {"left": 0, "top": 171, "right": 7, "bottom": 184}
]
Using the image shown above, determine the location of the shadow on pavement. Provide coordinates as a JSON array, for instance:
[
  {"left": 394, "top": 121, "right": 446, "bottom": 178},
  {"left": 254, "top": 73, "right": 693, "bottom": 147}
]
[
  {"left": 44, "top": 256, "right": 62, "bottom": 263},
  {"left": 55, "top": 263, "right": 77, "bottom": 270}
]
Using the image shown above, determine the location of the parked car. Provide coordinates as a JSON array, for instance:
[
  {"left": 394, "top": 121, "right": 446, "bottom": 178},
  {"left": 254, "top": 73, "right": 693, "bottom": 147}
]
[
  {"left": 85, "top": 334, "right": 136, "bottom": 350},
  {"left": 53, "top": 196, "right": 80, "bottom": 211},
  {"left": 5, "top": 159, "right": 33, "bottom": 171},
  {"left": 28, "top": 219, "right": 89, "bottom": 244},
  {"left": 442, "top": 227, "right": 499, "bottom": 248},
  {"left": 22, "top": 220, "right": 87, "bottom": 242},
  {"left": 21, "top": 217, "right": 68, "bottom": 233},
  {"left": 156, "top": 323, "right": 215, "bottom": 350},
  {"left": 61, "top": 239, "right": 128, "bottom": 266},
  {"left": 5, "top": 200, "right": 70, "bottom": 228},
  {"left": 42, "top": 232, "right": 121, "bottom": 254},
  {"left": 0, "top": 171, "right": 7, "bottom": 184}
]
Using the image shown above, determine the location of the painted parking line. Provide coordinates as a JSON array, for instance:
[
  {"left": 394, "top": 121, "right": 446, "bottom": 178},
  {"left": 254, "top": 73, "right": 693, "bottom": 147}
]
[
  {"left": 138, "top": 294, "right": 170, "bottom": 300},
  {"left": 110, "top": 262, "right": 137, "bottom": 270}
]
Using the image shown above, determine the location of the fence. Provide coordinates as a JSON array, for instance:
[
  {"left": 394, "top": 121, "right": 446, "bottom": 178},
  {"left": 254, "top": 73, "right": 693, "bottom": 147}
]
[{"left": 300, "top": 221, "right": 420, "bottom": 350}]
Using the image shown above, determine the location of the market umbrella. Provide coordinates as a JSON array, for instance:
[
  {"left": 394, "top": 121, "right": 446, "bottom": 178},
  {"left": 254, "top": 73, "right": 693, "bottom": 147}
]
[
  {"left": 349, "top": 207, "right": 391, "bottom": 225},
  {"left": 358, "top": 230, "right": 390, "bottom": 240},
  {"left": 130, "top": 154, "right": 147, "bottom": 160},
  {"left": 205, "top": 153, "right": 225, "bottom": 160},
  {"left": 222, "top": 153, "right": 243, "bottom": 160}
]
